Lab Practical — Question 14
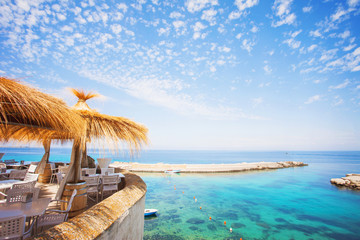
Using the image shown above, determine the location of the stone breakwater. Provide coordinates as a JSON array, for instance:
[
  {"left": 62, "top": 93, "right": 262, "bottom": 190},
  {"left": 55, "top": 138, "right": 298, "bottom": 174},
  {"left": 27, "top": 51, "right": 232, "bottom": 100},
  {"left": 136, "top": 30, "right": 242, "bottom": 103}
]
[
  {"left": 111, "top": 161, "right": 307, "bottom": 173},
  {"left": 330, "top": 174, "right": 360, "bottom": 190}
]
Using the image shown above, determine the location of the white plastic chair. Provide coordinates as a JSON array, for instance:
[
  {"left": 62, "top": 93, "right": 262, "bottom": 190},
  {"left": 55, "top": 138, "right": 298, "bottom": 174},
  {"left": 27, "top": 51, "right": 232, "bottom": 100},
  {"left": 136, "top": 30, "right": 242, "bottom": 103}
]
[
  {"left": 3, "top": 187, "right": 40, "bottom": 203},
  {"left": 101, "top": 168, "right": 114, "bottom": 175},
  {"left": 37, "top": 190, "right": 77, "bottom": 231},
  {"left": 9, "top": 170, "right": 27, "bottom": 180},
  {"left": 86, "top": 168, "right": 96, "bottom": 175},
  {"left": 27, "top": 164, "right": 37, "bottom": 174},
  {"left": 55, "top": 172, "right": 63, "bottom": 185},
  {"left": 83, "top": 175, "right": 100, "bottom": 203},
  {"left": 101, "top": 175, "right": 119, "bottom": 200},
  {"left": 24, "top": 173, "right": 39, "bottom": 182},
  {"left": 0, "top": 215, "right": 33, "bottom": 240},
  {"left": 12, "top": 181, "right": 36, "bottom": 190}
]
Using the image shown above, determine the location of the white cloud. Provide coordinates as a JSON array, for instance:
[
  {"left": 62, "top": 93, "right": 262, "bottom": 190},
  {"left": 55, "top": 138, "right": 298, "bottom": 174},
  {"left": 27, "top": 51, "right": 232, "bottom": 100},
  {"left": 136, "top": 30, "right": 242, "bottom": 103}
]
[
  {"left": 309, "top": 29, "right": 322, "bottom": 38},
  {"left": 235, "top": 0, "right": 259, "bottom": 11},
  {"left": 353, "top": 47, "right": 360, "bottom": 56},
  {"left": 308, "top": 44, "right": 317, "bottom": 52},
  {"left": 61, "top": 25, "right": 73, "bottom": 32},
  {"left": 305, "top": 95, "right": 321, "bottom": 104},
  {"left": 219, "top": 46, "right": 231, "bottom": 52},
  {"left": 263, "top": 65, "right": 272, "bottom": 74},
  {"left": 320, "top": 49, "right": 338, "bottom": 62},
  {"left": 170, "top": 11, "right": 184, "bottom": 18},
  {"left": 201, "top": 8, "right": 217, "bottom": 25},
  {"left": 241, "top": 39, "right": 255, "bottom": 53},
  {"left": 339, "top": 30, "right": 350, "bottom": 39},
  {"left": 302, "top": 6, "right": 312, "bottom": 13},
  {"left": 352, "top": 66, "right": 360, "bottom": 72},
  {"left": 250, "top": 26, "right": 258, "bottom": 33},
  {"left": 192, "top": 21, "right": 206, "bottom": 39},
  {"left": 343, "top": 44, "right": 356, "bottom": 51},
  {"left": 117, "top": 3, "right": 128, "bottom": 12},
  {"left": 185, "top": 0, "right": 218, "bottom": 13},
  {"left": 329, "top": 79, "right": 350, "bottom": 89},
  {"left": 283, "top": 38, "right": 301, "bottom": 49},
  {"left": 331, "top": 7, "right": 349, "bottom": 22},
  {"left": 348, "top": 0, "right": 360, "bottom": 7},
  {"left": 236, "top": 33, "right": 243, "bottom": 39},
  {"left": 272, "top": 0, "right": 296, "bottom": 27},
  {"left": 333, "top": 96, "right": 344, "bottom": 106},
  {"left": 111, "top": 24, "right": 123, "bottom": 34},
  {"left": 228, "top": 11, "right": 241, "bottom": 20}
]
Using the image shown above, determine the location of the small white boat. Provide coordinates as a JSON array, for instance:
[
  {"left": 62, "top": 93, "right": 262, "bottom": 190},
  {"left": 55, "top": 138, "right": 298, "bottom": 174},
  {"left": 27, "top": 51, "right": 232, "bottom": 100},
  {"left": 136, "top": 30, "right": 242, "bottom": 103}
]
[
  {"left": 164, "top": 169, "right": 181, "bottom": 173},
  {"left": 144, "top": 209, "right": 158, "bottom": 216}
]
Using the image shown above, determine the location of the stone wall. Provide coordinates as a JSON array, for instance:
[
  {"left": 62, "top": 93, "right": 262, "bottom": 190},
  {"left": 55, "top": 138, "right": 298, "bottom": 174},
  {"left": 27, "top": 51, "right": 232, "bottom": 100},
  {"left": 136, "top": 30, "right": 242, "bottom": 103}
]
[{"left": 32, "top": 171, "right": 147, "bottom": 240}]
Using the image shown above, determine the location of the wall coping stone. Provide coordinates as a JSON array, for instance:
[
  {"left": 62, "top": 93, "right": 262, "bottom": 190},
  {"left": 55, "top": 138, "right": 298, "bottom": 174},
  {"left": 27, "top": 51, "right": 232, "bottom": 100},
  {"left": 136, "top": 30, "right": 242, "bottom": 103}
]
[{"left": 31, "top": 171, "right": 147, "bottom": 240}]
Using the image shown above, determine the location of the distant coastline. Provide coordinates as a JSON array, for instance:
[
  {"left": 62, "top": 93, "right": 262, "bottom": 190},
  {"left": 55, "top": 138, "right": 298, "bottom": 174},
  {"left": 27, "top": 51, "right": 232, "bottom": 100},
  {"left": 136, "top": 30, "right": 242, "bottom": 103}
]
[{"left": 111, "top": 161, "right": 307, "bottom": 173}]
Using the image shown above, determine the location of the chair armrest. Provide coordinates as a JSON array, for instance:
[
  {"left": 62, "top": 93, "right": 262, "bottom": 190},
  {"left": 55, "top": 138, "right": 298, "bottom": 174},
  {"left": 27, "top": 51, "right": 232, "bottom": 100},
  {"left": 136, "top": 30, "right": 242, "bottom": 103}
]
[
  {"left": 0, "top": 192, "right": 7, "bottom": 197},
  {"left": 45, "top": 209, "right": 68, "bottom": 214},
  {"left": 50, "top": 199, "right": 69, "bottom": 204}
]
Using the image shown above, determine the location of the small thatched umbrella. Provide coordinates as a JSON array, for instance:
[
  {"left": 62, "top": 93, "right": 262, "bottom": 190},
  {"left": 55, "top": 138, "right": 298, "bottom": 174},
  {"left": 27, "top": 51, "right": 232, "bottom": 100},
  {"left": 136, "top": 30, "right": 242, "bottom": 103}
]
[
  {"left": 56, "top": 89, "right": 148, "bottom": 199},
  {"left": 0, "top": 77, "right": 85, "bottom": 173}
]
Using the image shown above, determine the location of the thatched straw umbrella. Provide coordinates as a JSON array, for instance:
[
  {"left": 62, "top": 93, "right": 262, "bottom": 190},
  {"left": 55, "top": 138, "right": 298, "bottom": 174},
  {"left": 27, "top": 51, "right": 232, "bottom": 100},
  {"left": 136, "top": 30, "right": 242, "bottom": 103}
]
[
  {"left": 0, "top": 77, "right": 85, "bottom": 173},
  {"left": 56, "top": 89, "right": 148, "bottom": 200}
]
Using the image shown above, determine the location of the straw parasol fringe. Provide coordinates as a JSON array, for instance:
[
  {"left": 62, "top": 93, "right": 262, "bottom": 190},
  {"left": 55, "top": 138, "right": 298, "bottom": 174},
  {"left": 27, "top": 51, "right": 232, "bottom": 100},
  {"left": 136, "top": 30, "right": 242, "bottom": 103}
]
[{"left": 0, "top": 77, "right": 85, "bottom": 174}]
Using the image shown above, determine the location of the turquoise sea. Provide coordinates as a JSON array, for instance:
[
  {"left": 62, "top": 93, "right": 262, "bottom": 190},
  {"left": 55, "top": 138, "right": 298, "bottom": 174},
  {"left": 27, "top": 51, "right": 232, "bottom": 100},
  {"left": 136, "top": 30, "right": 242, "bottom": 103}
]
[{"left": 1, "top": 148, "right": 360, "bottom": 240}]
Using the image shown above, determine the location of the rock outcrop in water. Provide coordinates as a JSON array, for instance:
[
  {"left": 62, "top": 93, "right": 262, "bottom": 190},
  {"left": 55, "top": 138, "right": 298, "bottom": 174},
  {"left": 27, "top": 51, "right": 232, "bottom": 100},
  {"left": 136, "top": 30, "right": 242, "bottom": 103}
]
[
  {"left": 111, "top": 161, "right": 308, "bottom": 173},
  {"left": 330, "top": 174, "right": 360, "bottom": 190}
]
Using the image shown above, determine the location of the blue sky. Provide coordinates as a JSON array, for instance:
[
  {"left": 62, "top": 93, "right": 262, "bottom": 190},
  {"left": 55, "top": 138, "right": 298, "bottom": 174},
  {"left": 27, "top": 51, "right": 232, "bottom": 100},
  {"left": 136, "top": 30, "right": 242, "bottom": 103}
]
[{"left": 1, "top": 0, "right": 360, "bottom": 151}]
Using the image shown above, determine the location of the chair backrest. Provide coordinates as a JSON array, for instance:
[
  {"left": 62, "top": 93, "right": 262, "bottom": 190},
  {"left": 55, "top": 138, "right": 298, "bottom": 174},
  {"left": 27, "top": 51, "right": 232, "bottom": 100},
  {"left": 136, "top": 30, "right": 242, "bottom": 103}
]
[
  {"left": 28, "top": 164, "right": 37, "bottom": 173},
  {"left": 6, "top": 188, "right": 38, "bottom": 203},
  {"left": 102, "top": 175, "right": 119, "bottom": 185},
  {"left": 58, "top": 166, "right": 69, "bottom": 174},
  {"left": 0, "top": 215, "right": 26, "bottom": 239},
  {"left": 4, "top": 159, "right": 16, "bottom": 164},
  {"left": 24, "top": 173, "right": 39, "bottom": 182},
  {"left": 9, "top": 170, "right": 28, "bottom": 180},
  {"left": 83, "top": 175, "right": 100, "bottom": 186},
  {"left": 12, "top": 181, "right": 36, "bottom": 190},
  {"left": 101, "top": 168, "right": 114, "bottom": 175},
  {"left": 86, "top": 168, "right": 96, "bottom": 175},
  {"left": 56, "top": 172, "right": 63, "bottom": 185},
  {"left": 50, "top": 162, "right": 56, "bottom": 170}
]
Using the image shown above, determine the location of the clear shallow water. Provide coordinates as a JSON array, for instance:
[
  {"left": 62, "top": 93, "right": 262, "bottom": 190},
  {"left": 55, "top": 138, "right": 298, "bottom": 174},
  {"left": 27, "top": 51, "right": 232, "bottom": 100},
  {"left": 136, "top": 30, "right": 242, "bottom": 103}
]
[{"left": 1, "top": 148, "right": 360, "bottom": 239}]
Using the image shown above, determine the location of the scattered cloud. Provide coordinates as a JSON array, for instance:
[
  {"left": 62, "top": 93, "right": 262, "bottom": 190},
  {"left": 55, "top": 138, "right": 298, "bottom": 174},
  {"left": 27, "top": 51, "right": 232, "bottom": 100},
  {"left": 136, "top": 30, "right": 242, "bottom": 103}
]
[
  {"left": 305, "top": 95, "right": 321, "bottom": 104},
  {"left": 329, "top": 79, "right": 350, "bottom": 89},
  {"left": 302, "top": 6, "right": 312, "bottom": 13},
  {"left": 185, "top": 0, "right": 218, "bottom": 13},
  {"left": 272, "top": 0, "right": 296, "bottom": 27}
]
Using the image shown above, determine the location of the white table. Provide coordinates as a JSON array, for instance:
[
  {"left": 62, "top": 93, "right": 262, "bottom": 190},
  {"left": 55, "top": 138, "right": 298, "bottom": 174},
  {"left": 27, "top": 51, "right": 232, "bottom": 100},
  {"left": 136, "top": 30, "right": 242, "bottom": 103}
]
[
  {"left": 0, "top": 198, "right": 51, "bottom": 218},
  {"left": 0, "top": 179, "right": 21, "bottom": 191},
  {"left": 0, "top": 198, "right": 51, "bottom": 235}
]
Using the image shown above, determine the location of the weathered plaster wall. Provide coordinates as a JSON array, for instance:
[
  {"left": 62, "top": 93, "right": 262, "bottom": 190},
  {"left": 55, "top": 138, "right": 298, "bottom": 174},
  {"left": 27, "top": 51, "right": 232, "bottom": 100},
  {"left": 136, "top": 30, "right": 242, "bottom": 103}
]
[{"left": 32, "top": 171, "right": 147, "bottom": 240}]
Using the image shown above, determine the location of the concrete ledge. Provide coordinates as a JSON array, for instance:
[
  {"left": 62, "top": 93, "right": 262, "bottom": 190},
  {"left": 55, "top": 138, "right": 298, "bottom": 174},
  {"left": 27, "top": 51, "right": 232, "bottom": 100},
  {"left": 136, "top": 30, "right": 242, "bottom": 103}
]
[{"left": 31, "top": 171, "right": 147, "bottom": 240}]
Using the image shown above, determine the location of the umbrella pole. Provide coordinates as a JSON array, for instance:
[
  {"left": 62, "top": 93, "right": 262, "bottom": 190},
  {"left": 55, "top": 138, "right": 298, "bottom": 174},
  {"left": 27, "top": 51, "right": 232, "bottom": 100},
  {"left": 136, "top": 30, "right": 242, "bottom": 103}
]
[
  {"left": 81, "top": 143, "right": 88, "bottom": 168},
  {"left": 55, "top": 137, "right": 81, "bottom": 200},
  {"left": 35, "top": 139, "right": 51, "bottom": 174}
]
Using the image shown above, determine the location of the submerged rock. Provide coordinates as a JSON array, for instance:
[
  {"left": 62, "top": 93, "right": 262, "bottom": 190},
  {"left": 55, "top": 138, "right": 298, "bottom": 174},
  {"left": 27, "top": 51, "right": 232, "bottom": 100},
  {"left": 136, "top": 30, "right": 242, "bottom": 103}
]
[
  {"left": 186, "top": 218, "right": 205, "bottom": 224},
  {"left": 256, "top": 222, "right": 271, "bottom": 229},
  {"left": 207, "top": 224, "right": 217, "bottom": 231},
  {"left": 231, "top": 222, "right": 245, "bottom": 228},
  {"left": 189, "top": 226, "right": 198, "bottom": 231}
]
